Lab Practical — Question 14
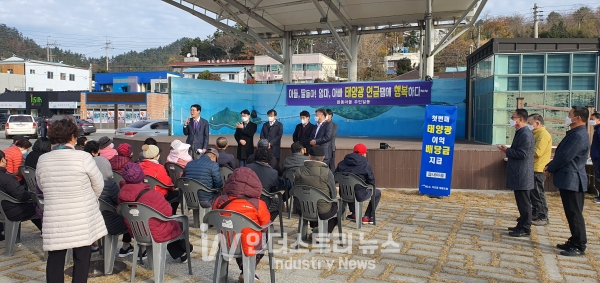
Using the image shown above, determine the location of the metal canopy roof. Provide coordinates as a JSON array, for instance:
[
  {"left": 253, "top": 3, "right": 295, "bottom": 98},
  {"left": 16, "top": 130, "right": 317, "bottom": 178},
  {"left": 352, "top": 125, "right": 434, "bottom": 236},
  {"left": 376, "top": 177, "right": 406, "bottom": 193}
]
[{"left": 169, "top": 0, "right": 480, "bottom": 38}]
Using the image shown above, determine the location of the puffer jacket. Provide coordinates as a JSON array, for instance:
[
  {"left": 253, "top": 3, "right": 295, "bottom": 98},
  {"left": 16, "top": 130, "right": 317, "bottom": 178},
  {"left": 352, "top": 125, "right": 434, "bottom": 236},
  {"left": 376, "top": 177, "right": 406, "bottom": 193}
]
[
  {"left": 99, "top": 179, "right": 127, "bottom": 235},
  {"left": 109, "top": 155, "right": 133, "bottom": 173},
  {"left": 183, "top": 155, "right": 223, "bottom": 202},
  {"left": 138, "top": 160, "right": 173, "bottom": 196},
  {"left": 4, "top": 145, "right": 24, "bottom": 182},
  {"left": 36, "top": 148, "right": 107, "bottom": 251},
  {"left": 213, "top": 167, "right": 270, "bottom": 256},
  {"left": 294, "top": 160, "right": 336, "bottom": 214},
  {"left": 0, "top": 167, "right": 36, "bottom": 221},
  {"left": 118, "top": 182, "right": 182, "bottom": 243},
  {"left": 100, "top": 147, "right": 118, "bottom": 160}
]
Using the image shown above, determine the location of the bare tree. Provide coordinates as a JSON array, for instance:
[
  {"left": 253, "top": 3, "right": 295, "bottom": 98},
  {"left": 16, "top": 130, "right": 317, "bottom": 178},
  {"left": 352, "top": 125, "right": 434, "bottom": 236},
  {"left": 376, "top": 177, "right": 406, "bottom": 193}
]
[{"left": 214, "top": 35, "right": 240, "bottom": 60}]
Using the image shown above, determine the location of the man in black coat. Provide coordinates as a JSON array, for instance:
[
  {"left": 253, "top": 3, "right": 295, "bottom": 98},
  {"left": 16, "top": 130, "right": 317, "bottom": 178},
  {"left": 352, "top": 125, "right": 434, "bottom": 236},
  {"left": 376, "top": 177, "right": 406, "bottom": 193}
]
[
  {"left": 326, "top": 109, "right": 338, "bottom": 170},
  {"left": 183, "top": 104, "right": 209, "bottom": 159},
  {"left": 283, "top": 142, "right": 308, "bottom": 172},
  {"left": 545, "top": 106, "right": 590, "bottom": 256},
  {"left": 234, "top": 109, "right": 257, "bottom": 167},
  {"left": 292, "top": 111, "right": 314, "bottom": 155},
  {"left": 215, "top": 137, "right": 237, "bottom": 169},
  {"left": 247, "top": 139, "right": 280, "bottom": 174},
  {"left": 260, "top": 109, "right": 283, "bottom": 167},
  {"left": 0, "top": 150, "right": 42, "bottom": 238},
  {"left": 498, "top": 109, "right": 534, "bottom": 237},
  {"left": 246, "top": 148, "right": 281, "bottom": 220},
  {"left": 310, "top": 108, "right": 333, "bottom": 166}
]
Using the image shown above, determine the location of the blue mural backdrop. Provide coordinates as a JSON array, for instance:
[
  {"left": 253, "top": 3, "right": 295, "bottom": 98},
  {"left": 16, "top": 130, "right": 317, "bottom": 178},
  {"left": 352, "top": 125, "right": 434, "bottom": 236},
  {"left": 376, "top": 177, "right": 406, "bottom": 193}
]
[{"left": 169, "top": 77, "right": 466, "bottom": 139}]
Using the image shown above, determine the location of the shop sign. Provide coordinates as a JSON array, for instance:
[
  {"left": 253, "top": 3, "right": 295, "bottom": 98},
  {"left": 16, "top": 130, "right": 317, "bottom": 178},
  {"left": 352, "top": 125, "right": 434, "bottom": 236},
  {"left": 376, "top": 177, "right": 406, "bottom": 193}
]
[{"left": 49, "top": 102, "right": 78, "bottom": 109}]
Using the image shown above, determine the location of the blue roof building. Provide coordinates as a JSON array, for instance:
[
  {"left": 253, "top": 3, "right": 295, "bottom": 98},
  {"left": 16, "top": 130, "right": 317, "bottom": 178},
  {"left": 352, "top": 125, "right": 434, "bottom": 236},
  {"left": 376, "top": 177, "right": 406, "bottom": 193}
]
[
  {"left": 93, "top": 71, "right": 182, "bottom": 92},
  {"left": 182, "top": 67, "right": 248, "bottom": 84}
]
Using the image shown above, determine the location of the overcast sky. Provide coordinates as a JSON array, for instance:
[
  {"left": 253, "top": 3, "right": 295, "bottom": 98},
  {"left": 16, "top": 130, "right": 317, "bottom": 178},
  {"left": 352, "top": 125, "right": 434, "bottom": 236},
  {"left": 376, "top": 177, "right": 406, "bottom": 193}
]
[{"left": 1, "top": 0, "right": 598, "bottom": 58}]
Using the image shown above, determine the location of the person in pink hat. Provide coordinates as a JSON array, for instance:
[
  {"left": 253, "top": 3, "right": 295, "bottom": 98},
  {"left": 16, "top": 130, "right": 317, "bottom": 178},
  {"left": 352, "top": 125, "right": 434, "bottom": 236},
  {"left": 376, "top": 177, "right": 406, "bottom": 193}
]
[{"left": 167, "top": 139, "right": 192, "bottom": 168}]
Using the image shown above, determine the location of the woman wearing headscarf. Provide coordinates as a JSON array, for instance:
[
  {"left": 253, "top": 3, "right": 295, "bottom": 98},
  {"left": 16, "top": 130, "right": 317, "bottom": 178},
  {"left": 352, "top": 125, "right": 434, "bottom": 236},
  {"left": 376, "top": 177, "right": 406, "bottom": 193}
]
[
  {"left": 36, "top": 119, "right": 106, "bottom": 283},
  {"left": 166, "top": 139, "right": 192, "bottom": 168}
]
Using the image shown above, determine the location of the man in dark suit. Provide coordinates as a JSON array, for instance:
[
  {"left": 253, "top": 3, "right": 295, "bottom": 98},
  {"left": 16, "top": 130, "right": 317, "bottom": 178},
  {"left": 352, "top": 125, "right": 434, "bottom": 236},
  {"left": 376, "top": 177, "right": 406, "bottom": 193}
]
[
  {"left": 545, "top": 106, "right": 590, "bottom": 256},
  {"left": 183, "top": 104, "right": 209, "bottom": 159},
  {"left": 326, "top": 109, "right": 338, "bottom": 170},
  {"left": 215, "top": 137, "right": 236, "bottom": 169},
  {"left": 234, "top": 109, "right": 257, "bottom": 167},
  {"left": 310, "top": 108, "right": 333, "bottom": 166},
  {"left": 260, "top": 109, "right": 283, "bottom": 167},
  {"left": 498, "top": 109, "right": 534, "bottom": 237},
  {"left": 293, "top": 111, "right": 314, "bottom": 155}
]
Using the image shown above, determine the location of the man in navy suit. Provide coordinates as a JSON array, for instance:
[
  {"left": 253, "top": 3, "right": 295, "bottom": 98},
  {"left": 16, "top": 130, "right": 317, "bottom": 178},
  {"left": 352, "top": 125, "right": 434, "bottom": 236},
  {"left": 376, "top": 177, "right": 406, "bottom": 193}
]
[
  {"left": 183, "top": 104, "right": 209, "bottom": 159},
  {"left": 260, "top": 109, "right": 283, "bottom": 167},
  {"left": 310, "top": 108, "right": 333, "bottom": 166},
  {"left": 292, "top": 110, "right": 314, "bottom": 155},
  {"left": 545, "top": 106, "right": 590, "bottom": 256}
]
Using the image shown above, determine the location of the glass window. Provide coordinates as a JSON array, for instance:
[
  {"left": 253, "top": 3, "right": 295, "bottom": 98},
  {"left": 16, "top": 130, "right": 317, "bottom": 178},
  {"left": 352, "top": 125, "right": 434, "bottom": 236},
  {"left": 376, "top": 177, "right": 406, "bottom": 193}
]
[
  {"left": 306, "top": 63, "right": 322, "bottom": 71},
  {"left": 270, "top": 64, "right": 282, "bottom": 72},
  {"left": 47, "top": 72, "right": 53, "bottom": 79},
  {"left": 8, "top": 116, "right": 33, "bottom": 122},
  {"left": 547, "top": 54, "right": 570, "bottom": 73},
  {"left": 292, "top": 64, "right": 303, "bottom": 71},
  {"left": 573, "top": 53, "right": 596, "bottom": 73},
  {"left": 495, "top": 55, "right": 520, "bottom": 74},
  {"left": 522, "top": 76, "right": 544, "bottom": 91},
  {"left": 255, "top": 65, "right": 267, "bottom": 72},
  {"left": 229, "top": 74, "right": 235, "bottom": 80},
  {"left": 127, "top": 121, "right": 150, "bottom": 128},
  {"left": 572, "top": 76, "right": 596, "bottom": 90},
  {"left": 522, "top": 55, "right": 544, "bottom": 74},
  {"left": 60, "top": 73, "right": 66, "bottom": 80},
  {"left": 546, "top": 76, "right": 569, "bottom": 91},
  {"left": 69, "top": 74, "right": 75, "bottom": 81},
  {"left": 494, "top": 76, "right": 519, "bottom": 91}
]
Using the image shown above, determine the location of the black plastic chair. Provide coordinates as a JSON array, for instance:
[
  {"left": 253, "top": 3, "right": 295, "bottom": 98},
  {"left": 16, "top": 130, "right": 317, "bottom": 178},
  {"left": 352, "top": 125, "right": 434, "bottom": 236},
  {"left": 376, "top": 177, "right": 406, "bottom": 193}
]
[
  {"left": 112, "top": 171, "right": 125, "bottom": 187},
  {"left": 98, "top": 198, "right": 129, "bottom": 275},
  {"left": 261, "top": 188, "right": 285, "bottom": 238},
  {"left": 19, "top": 166, "right": 37, "bottom": 193},
  {"left": 176, "top": 177, "right": 221, "bottom": 229},
  {"left": 165, "top": 162, "right": 184, "bottom": 183},
  {"left": 281, "top": 168, "right": 297, "bottom": 219},
  {"left": 290, "top": 185, "right": 343, "bottom": 253},
  {"left": 204, "top": 210, "right": 275, "bottom": 283},
  {"left": 334, "top": 172, "right": 376, "bottom": 229},
  {"left": 117, "top": 202, "right": 192, "bottom": 283},
  {"left": 0, "top": 191, "right": 36, "bottom": 256},
  {"left": 219, "top": 166, "right": 234, "bottom": 186},
  {"left": 144, "top": 176, "right": 179, "bottom": 206}
]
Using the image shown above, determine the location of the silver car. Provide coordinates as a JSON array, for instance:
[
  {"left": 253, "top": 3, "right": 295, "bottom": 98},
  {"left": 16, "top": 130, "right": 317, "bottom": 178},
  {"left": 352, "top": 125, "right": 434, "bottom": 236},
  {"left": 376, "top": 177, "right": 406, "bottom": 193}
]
[{"left": 115, "top": 120, "right": 169, "bottom": 137}]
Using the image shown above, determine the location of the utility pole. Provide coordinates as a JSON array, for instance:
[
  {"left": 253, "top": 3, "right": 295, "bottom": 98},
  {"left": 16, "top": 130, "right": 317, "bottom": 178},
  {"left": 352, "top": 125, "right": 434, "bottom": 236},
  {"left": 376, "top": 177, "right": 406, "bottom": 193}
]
[
  {"left": 477, "top": 24, "right": 481, "bottom": 48},
  {"left": 46, "top": 36, "right": 59, "bottom": 62},
  {"left": 103, "top": 37, "right": 113, "bottom": 71},
  {"left": 533, "top": 3, "right": 539, "bottom": 38}
]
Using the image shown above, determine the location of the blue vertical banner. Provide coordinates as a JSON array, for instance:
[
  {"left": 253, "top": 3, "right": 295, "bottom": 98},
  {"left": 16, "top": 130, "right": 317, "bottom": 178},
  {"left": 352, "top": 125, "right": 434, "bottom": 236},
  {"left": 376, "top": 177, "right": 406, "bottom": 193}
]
[{"left": 418, "top": 105, "right": 457, "bottom": 197}]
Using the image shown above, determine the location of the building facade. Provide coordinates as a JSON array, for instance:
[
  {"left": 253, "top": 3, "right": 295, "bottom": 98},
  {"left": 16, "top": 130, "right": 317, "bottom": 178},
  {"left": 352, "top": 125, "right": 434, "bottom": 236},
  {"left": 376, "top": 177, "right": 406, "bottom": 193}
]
[
  {"left": 0, "top": 56, "right": 91, "bottom": 91},
  {"left": 94, "top": 71, "right": 182, "bottom": 92},
  {"left": 384, "top": 52, "right": 421, "bottom": 75},
  {"left": 0, "top": 91, "right": 82, "bottom": 117},
  {"left": 80, "top": 92, "right": 168, "bottom": 129},
  {"left": 182, "top": 67, "right": 247, "bottom": 83},
  {"left": 254, "top": 53, "right": 337, "bottom": 83},
  {"left": 169, "top": 59, "right": 254, "bottom": 73},
  {"left": 467, "top": 38, "right": 599, "bottom": 145}
]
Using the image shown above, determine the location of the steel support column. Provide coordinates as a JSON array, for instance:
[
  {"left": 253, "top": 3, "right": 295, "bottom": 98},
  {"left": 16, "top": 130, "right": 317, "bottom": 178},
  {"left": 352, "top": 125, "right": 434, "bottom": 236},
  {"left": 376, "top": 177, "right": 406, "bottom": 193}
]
[
  {"left": 349, "top": 26, "right": 359, "bottom": 82},
  {"left": 425, "top": 0, "right": 434, "bottom": 78},
  {"left": 283, "top": 31, "right": 293, "bottom": 83}
]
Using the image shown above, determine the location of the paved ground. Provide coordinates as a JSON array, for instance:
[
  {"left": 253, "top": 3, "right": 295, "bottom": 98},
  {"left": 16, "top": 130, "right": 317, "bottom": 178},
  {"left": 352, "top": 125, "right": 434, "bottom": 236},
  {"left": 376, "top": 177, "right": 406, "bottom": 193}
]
[{"left": 3, "top": 189, "right": 600, "bottom": 283}]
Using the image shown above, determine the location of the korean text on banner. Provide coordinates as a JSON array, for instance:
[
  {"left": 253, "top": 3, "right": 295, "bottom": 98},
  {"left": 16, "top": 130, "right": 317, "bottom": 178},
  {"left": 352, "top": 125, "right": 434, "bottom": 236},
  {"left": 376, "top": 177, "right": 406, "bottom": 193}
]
[
  {"left": 418, "top": 105, "right": 457, "bottom": 197},
  {"left": 286, "top": 81, "right": 432, "bottom": 106}
]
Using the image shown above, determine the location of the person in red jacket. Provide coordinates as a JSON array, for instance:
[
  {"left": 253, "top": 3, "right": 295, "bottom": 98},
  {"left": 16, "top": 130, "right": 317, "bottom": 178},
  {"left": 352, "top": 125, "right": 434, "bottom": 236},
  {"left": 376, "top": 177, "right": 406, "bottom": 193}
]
[
  {"left": 138, "top": 144, "right": 179, "bottom": 214},
  {"left": 118, "top": 163, "right": 192, "bottom": 263},
  {"left": 213, "top": 167, "right": 270, "bottom": 282},
  {"left": 109, "top": 143, "right": 134, "bottom": 173},
  {"left": 4, "top": 138, "right": 32, "bottom": 182}
]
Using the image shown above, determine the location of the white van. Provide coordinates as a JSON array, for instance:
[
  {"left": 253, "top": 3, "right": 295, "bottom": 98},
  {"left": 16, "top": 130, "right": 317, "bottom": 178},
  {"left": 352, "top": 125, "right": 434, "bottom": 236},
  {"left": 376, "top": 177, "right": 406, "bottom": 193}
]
[{"left": 5, "top": 115, "right": 37, "bottom": 139}]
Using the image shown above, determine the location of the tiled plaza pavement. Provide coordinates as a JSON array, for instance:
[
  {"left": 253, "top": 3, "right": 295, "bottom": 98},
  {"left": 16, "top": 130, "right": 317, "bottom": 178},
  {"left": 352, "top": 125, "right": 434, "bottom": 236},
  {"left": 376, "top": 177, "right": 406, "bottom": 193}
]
[{"left": 2, "top": 189, "right": 600, "bottom": 283}]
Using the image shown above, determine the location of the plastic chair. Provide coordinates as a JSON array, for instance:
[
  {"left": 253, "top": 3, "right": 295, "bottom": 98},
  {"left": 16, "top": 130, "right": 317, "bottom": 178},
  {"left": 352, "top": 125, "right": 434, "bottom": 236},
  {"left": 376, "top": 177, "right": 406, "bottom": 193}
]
[
  {"left": 204, "top": 210, "right": 275, "bottom": 283},
  {"left": 219, "top": 166, "right": 234, "bottom": 186},
  {"left": 176, "top": 177, "right": 220, "bottom": 229},
  {"left": 334, "top": 172, "right": 376, "bottom": 229},
  {"left": 98, "top": 198, "right": 128, "bottom": 275},
  {"left": 165, "top": 162, "right": 184, "bottom": 184},
  {"left": 0, "top": 191, "right": 35, "bottom": 256},
  {"left": 261, "top": 188, "right": 285, "bottom": 238},
  {"left": 281, "top": 168, "right": 297, "bottom": 219},
  {"left": 116, "top": 202, "right": 192, "bottom": 283},
  {"left": 112, "top": 171, "right": 125, "bottom": 187},
  {"left": 290, "top": 185, "right": 343, "bottom": 253},
  {"left": 19, "top": 166, "right": 37, "bottom": 193},
  {"left": 144, "top": 176, "right": 179, "bottom": 205}
]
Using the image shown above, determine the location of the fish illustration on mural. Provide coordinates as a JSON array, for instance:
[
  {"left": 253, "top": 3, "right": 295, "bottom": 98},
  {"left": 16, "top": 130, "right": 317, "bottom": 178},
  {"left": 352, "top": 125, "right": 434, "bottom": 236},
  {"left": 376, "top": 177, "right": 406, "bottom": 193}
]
[{"left": 209, "top": 107, "right": 262, "bottom": 130}]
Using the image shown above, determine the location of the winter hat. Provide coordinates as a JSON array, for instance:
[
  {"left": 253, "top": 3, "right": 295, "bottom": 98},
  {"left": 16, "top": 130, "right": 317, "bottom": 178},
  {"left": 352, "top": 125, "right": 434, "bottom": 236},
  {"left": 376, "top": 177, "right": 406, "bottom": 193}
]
[
  {"left": 142, "top": 144, "right": 160, "bottom": 159},
  {"left": 309, "top": 145, "right": 325, "bottom": 157},
  {"left": 122, "top": 163, "right": 146, "bottom": 184},
  {"left": 117, "top": 143, "right": 132, "bottom": 157},
  {"left": 170, "top": 139, "right": 190, "bottom": 151},
  {"left": 257, "top": 139, "right": 269, "bottom": 148},
  {"left": 93, "top": 156, "right": 113, "bottom": 180},
  {"left": 98, "top": 136, "right": 112, "bottom": 149},
  {"left": 353, "top": 143, "right": 367, "bottom": 155}
]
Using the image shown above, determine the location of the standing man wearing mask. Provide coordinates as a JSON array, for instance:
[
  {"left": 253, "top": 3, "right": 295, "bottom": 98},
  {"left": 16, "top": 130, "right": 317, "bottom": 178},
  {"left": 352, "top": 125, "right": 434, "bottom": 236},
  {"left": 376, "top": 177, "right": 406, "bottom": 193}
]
[
  {"left": 310, "top": 108, "right": 333, "bottom": 166},
  {"left": 326, "top": 109, "right": 338, "bottom": 170},
  {"left": 498, "top": 109, "right": 534, "bottom": 237},
  {"left": 260, "top": 109, "right": 283, "bottom": 167},
  {"left": 545, "top": 106, "right": 590, "bottom": 256},
  {"left": 183, "top": 104, "right": 209, "bottom": 160},
  {"left": 589, "top": 112, "right": 600, "bottom": 203},
  {"left": 234, "top": 109, "right": 257, "bottom": 167},
  {"left": 526, "top": 114, "right": 552, "bottom": 226},
  {"left": 293, "top": 111, "right": 315, "bottom": 155}
]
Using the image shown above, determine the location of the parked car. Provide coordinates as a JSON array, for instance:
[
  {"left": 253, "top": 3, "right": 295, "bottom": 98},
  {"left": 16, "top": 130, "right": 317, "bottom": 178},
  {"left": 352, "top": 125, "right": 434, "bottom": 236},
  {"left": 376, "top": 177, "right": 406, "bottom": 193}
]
[
  {"left": 115, "top": 120, "right": 169, "bottom": 137},
  {"left": 5, "top": 114, "right": 37, "bottom": 139},
  {"left": 49, "top": 115, "right": 85, "bottom": 136},
  {"left": 77, "top": 119, "right": 96, "bottom": 135}
]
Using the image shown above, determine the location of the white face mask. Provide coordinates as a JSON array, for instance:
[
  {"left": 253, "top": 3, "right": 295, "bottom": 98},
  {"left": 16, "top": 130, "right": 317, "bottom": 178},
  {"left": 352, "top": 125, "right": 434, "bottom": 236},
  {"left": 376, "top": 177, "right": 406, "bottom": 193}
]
[
  {"left": 565, "top": 116, "right": 572, "bottom": 125},
  {"left": 509, "top": 119, "right": 517, "bottom": 127},
  {"left": 314, "top": 116, "right": 319, "bottom": 122},
  {"left": 109, "top": 143, "right": 114, "bottom": 149},
  {"left": 268, "top": 117, "right": 275, "bottom": 122},
  {"left": 21, "top": 149, "right": 27, "bottom": 154},
  {"left": 526, "top": 124, "right": 534, "bottom": 131},
  {"left": 301, "top": 118, "right": 308, "bottom": 125},
  {"left": 590, "top": 120, "right": 597, "bottom": 126},
  {"left": 241, "top": 116, "right": 249, "bottom": 122}
]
